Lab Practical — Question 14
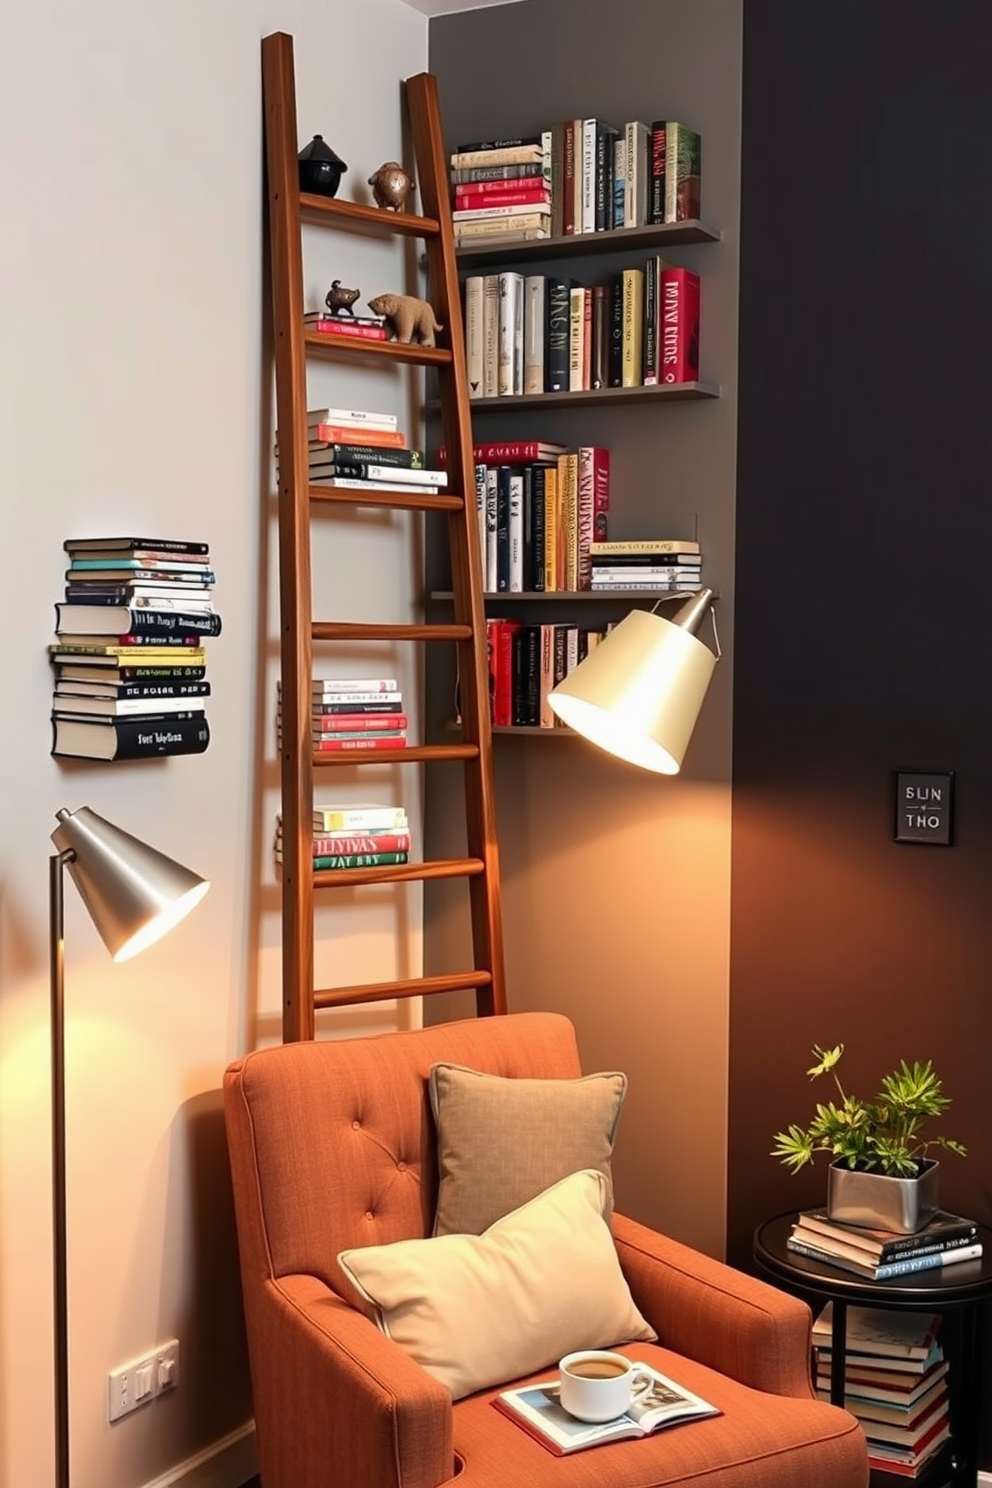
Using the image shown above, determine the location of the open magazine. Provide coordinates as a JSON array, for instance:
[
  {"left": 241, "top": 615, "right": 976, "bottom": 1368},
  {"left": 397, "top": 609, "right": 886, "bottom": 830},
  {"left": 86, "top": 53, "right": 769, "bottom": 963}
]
[{"left": 493, "top": 1363, "right": 720, "bottom": 1455}]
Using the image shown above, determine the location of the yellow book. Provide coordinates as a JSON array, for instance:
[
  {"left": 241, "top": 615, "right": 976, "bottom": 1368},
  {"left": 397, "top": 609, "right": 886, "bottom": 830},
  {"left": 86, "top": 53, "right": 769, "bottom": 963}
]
[
  {"left": 543, "top": 465, "right": 559, "bottom": 590},
  {"left": 558, "top": 453, "right": 579, "bottom": 591},
  {"left": 50, "top": 643, "right": 207, "bottom": 661},
  {"left": 622, "top": 267, "right": 645, "bottom": 387}
]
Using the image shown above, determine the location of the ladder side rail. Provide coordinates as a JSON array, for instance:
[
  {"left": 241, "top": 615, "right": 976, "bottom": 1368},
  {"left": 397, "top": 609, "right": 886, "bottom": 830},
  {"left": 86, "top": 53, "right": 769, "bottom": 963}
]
[
  {"left": 262, "top": 32, "right": 316, "bottom": 1041},
  {"left": 405, "top": 72, "right": 507, "bottom": 1015}
]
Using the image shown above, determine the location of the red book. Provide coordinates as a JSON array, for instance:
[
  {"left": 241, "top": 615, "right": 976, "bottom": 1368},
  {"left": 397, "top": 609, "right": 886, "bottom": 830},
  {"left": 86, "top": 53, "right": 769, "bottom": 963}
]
[
  {"left": 311, "top": 712, "right": 407, "bottom": 731},
  {"left": 491, "top": 618, "right": 525, "bottom": 727},
  {"left": 312, "top": 736, "right": 408, "bottom": 751},
  {"left": 312, "top": 424, "right": 406, "bottom": 448},
  {"left": 576, "top": 447, "right": 610, "bottom": 589},
  {"left": 307, "top": 320, "right": 387, "bottom": 340},
  {"left": 658, "top": 266, "right": 700, "bottom": 384},
  {"left": 439, "top": 441, "right": 569, "bottom": 464},
  {"left": 309, "top": 831, "right": 411, "bottom": 855},
  {"left": 453, "top": 174, "right": 544, "bottom": 197},
  {"left": 453, "top": 188, "right": 551, "bottom": 210}
]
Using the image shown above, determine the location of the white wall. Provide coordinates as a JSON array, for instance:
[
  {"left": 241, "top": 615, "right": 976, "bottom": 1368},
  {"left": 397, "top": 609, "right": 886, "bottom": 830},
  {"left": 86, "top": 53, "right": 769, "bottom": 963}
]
[{"left": 0, "top": 1, "right": 428, "bottom": 1485}]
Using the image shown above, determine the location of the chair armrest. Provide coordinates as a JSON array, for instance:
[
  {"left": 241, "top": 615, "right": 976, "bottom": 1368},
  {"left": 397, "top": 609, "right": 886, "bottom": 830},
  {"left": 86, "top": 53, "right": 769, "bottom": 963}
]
[
  {"left": 613, "top": 1212, "right": 814, "bottom": 1399},
  {"left": 250, "top": 1272, "right": 452, "bottom": 1488}
]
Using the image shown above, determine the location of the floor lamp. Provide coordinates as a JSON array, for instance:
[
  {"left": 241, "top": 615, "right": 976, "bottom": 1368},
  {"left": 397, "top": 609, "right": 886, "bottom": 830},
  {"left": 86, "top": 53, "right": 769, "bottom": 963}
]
[
  {"left": 49, "top": 805, "right": 210, "bottom": 1488},
  {"left": 548, "top": 588, "right": 721, "bottom": 774}
]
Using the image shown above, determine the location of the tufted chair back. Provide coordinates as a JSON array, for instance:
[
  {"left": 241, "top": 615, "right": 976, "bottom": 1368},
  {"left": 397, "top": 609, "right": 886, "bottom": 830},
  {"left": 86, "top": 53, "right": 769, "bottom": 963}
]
[{"left": 223, "top": 1012, "right": 582, "bottom": 1311}]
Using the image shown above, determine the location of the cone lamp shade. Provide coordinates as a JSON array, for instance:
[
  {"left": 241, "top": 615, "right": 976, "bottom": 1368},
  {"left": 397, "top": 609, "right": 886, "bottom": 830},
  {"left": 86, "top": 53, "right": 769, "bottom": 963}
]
[
  {"left": 547, "top": 590, "right": 718, "bottom": 774},
  {"left": 50, "top": 805, "right": 210, "bottom": 960}
]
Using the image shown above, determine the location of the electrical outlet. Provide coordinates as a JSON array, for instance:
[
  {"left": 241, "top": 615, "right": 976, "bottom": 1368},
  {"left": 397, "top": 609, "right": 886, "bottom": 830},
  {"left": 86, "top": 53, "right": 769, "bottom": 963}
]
[{"left": 108, "top": 1339, "right": 180, "bottom": 1422}]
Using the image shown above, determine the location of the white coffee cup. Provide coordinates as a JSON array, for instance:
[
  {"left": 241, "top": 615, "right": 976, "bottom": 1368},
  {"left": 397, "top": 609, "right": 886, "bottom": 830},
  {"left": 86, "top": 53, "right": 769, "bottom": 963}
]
[{"left": 558, "top": 1350, "right": 653, "bottom": 1423}]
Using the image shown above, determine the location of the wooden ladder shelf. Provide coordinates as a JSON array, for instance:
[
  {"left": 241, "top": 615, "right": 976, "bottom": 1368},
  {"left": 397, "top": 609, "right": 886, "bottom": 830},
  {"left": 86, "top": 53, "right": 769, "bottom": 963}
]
[{"left": 261, "top": 31, "right": 506, "bottom": 1040}]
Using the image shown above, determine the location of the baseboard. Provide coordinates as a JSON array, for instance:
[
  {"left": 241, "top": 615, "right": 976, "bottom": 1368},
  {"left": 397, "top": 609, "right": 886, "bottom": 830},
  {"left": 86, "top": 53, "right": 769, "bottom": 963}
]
[{"left": 139, "top": 1422, "right": 256, "bottom": 1488}]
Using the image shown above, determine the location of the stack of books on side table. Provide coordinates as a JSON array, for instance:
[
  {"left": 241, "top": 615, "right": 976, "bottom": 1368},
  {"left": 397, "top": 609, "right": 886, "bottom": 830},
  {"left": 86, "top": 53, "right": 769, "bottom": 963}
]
[
  {"left": 787, "top": 1208, "right": 981, "bottom": 1281},
  {"left": 812, "top": 1303, "right": 950, "bottom": 1478}
]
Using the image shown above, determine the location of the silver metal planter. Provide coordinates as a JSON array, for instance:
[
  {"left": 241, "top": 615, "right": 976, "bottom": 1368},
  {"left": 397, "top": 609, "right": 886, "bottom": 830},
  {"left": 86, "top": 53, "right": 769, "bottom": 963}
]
[{"left": 827, "top": 1159, "right": 940, "bottom": 1234}]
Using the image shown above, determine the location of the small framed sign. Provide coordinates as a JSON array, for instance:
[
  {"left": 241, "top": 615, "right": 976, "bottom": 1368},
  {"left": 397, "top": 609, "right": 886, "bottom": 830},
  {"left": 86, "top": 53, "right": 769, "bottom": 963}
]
[{"left": 894, "top": 770, "right": 955, "bottom": 846}]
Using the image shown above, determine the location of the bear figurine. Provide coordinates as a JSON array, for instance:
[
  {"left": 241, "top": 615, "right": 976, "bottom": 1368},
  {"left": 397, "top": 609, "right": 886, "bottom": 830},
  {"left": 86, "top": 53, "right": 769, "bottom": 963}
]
[
  {"left": 367, "top": 162, "right": 416, "bottom": 213},
  {"left": 366, "top": 292, "right": 444, "bottom": 347}
]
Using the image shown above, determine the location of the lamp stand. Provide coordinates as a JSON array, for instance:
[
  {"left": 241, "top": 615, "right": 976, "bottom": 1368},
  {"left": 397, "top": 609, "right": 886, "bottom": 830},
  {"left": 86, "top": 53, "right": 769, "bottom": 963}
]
[{"left": 50, "top": 848, "right": 73, "bottom": 1488}]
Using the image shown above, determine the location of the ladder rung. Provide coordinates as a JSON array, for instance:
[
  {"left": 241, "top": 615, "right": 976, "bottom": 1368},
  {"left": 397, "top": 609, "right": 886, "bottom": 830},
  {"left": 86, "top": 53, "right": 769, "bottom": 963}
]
[
  {"left": 310, "top": 485, "right": 463, "bottom": 512},
  {"left": 313, "top": 743, "right": 479, "bottom": 766},
  {"left": 315, "top": 969, "right": 493, "bottom": 1009},
  {"left": 299, "top": 193, "right": 440, "bottom": 238},
  {"left": 314, "top": 856, "right": 485, "bottom": 887},
  {"left": 304, "top": 329, "right": 451, "bottom": 368},
  {"left": 312, "top": 622, "right": 472, "bottom": 642}
]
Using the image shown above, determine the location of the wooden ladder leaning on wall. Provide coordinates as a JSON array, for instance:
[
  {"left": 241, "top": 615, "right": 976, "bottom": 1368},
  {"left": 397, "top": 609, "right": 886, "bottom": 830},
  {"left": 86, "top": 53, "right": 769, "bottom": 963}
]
[{"left": 261, "top": 31, "right": 506, "bottom": 1041}]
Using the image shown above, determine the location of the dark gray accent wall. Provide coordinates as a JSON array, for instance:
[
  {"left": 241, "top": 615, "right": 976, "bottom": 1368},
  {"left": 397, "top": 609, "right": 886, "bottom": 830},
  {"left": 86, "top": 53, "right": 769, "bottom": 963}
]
[
  {"left": 731, "top": 1, "right": 992, "bottom": 1455},
  {"left": 427, "top": 0, "right": 742, "bottom": 1258}
]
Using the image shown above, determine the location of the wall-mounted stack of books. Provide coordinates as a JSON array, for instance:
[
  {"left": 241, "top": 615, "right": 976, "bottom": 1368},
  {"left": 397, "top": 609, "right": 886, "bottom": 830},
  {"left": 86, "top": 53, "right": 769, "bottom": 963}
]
[
  {"left": 49, "top": 537, "right": 217, "bottom": 761},
  {"left": 275, "top": 800, "right": 411, "bottom": 874},
  {"left": 451, "top": 118, "right": 701, "bottom": 250},
  {"left": 464, "top": 261, "right": 700, "bottom": 396},
  {"left": 276, "top": 406, "right": 445, "bottom": 496},
  {"left": 590, "top": 538, "right": 702, "bottom": 593},
  {"left": 811, "top": 1301, "right": 952, "bottom": 1479},
  {"left": 440, "top": 439, "right": 610, "bottom": 593},
  {"left": 486, "top": 617, "right": 608, "bottom": 730}
]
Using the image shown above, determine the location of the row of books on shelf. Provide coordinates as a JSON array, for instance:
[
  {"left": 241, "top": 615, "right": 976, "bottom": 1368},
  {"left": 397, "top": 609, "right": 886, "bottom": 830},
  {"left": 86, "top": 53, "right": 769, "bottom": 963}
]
[
  {"left": 276, "top": 406, "right": 447, "bottom": 494},
  {"left": 465, "top": 261, "right": 699, "bottom": 398},
  {"left": 449, "top": 120, "right": 701, "bottom": 247},
  {"left": 787, "top": 1206, "right": 982, "bottom": 1280},
  {"left": 812, "top": 1303, "right": 950, "bottom": 1477},
  {"left": 276, "top": 792, "right": 411, "bottom": 872},
  {"left": 276, "top": 677, "right": 408, "bottom": 754},
  {"left": 49, "top": 536, "right": 218, "bottom": 761},
  {"left": 483, "top": 618, "right": 606, "bottom": 729}
]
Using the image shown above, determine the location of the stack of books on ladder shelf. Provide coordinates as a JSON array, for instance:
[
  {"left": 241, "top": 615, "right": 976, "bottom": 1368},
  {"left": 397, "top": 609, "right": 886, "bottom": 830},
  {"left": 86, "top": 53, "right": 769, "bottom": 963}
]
[
  {"left": 276, "top": 407, "right": 447, "bottom": 496},
  {"left": 49, "top": 536, "right": 217, "bottom": 761},
  {"left": 811, "top": 1303, "right": 951, "bottom": 1478},
  {"left": 275, "top": 801, "right": 411, "bottom": 874},
  {"left": 589, "top": 538, "right": 702, "bottom": 592},
  {"left": 276, "top": 677, "right": 408, "bottom": 756}
]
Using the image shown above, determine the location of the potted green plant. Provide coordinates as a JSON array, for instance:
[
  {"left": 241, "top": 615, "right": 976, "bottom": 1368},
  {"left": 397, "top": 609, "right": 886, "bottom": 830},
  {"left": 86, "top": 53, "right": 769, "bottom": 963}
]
[{"left": 771, "top": 1044, "right": 966, "bottom": 1233}]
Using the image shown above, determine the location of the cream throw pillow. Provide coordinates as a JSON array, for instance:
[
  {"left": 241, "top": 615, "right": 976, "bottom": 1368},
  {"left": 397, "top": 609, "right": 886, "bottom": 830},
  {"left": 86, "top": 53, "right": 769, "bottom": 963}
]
[
  {"left": 337, "top": 1169, "right": 655, "bottom": 1401},
  {"left": 428, "top": 1062, "right": 627, "bottom": 1236}
]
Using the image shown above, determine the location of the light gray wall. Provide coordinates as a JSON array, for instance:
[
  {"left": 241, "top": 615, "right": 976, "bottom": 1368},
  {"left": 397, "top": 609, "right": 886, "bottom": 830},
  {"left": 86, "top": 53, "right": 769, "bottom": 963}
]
[
  {"left": 0, "top": 3, "right": 428, "bottom": 1485},
  {"left": 426, "top": 0, "right": 742, "bottom": 1258}
]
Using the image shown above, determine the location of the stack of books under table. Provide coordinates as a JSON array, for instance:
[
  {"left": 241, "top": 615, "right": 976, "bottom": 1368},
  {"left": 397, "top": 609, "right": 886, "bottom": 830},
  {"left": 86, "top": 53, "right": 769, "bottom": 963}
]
[{"left": 812, "top": 1302, "right": 950, "bottom": 1478}]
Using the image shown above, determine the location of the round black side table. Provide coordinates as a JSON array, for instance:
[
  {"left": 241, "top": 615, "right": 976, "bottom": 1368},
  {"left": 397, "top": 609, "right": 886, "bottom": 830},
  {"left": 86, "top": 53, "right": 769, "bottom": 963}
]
[{"left": 754, "top": 1212, "right": 992, "bottom": 1487}]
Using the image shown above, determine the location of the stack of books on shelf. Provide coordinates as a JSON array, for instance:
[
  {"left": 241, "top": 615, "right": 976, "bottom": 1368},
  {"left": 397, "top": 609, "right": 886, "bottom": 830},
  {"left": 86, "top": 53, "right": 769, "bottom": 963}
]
[
  {"left": 812, "top": 1303, "right": 951, "bottom": 1478},
  {"left": 440, "top": 440, "right": 609, "bottom": 592},
  {"left": 277, "top": 407, "right": 446, "bottom": 495},
  {"left": 276, "top": 677, "right": 408, "bottom": 755},
  {"left": 787, "top": 1207, "right": 982, "bottom": 1282},
  {"left": 49, "top": 536, "right": 217, "bottom": 761},
  {"left": 450, "top": 136, "right": 552, "bottom": 248},
  {"left": 463, "top": 260, "right": 700, "bottom": 396},
  {"left": 590, "top": 538, "right": 702, "bottom": 593},
  {"left": 485, "top": 617, "right": 609, "bottom": 730},
  {"left": 275, "top": 801, "right": 410, "bottom": 873},
  {"left": 302, "top": 308, "right": 387, "bottom": 341},
  {"left": 450, "top": 117, "right": 701, "bottom": 250}
]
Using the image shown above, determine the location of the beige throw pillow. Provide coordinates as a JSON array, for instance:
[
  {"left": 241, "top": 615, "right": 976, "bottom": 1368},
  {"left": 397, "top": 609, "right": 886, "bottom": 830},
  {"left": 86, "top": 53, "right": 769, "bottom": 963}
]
[
  {"left": 428, "top": 1062, "right": 627, "bottom": 1236},
  {"left": 337, "top": 1169, "right": 656, "bottom": 1400}
]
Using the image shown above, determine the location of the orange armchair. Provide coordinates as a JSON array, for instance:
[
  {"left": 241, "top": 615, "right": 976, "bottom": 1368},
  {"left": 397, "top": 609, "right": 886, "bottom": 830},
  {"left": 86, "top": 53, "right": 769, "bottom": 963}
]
[{"left": 223, "top": 1012, "right": 867, "bottom": 1487}]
